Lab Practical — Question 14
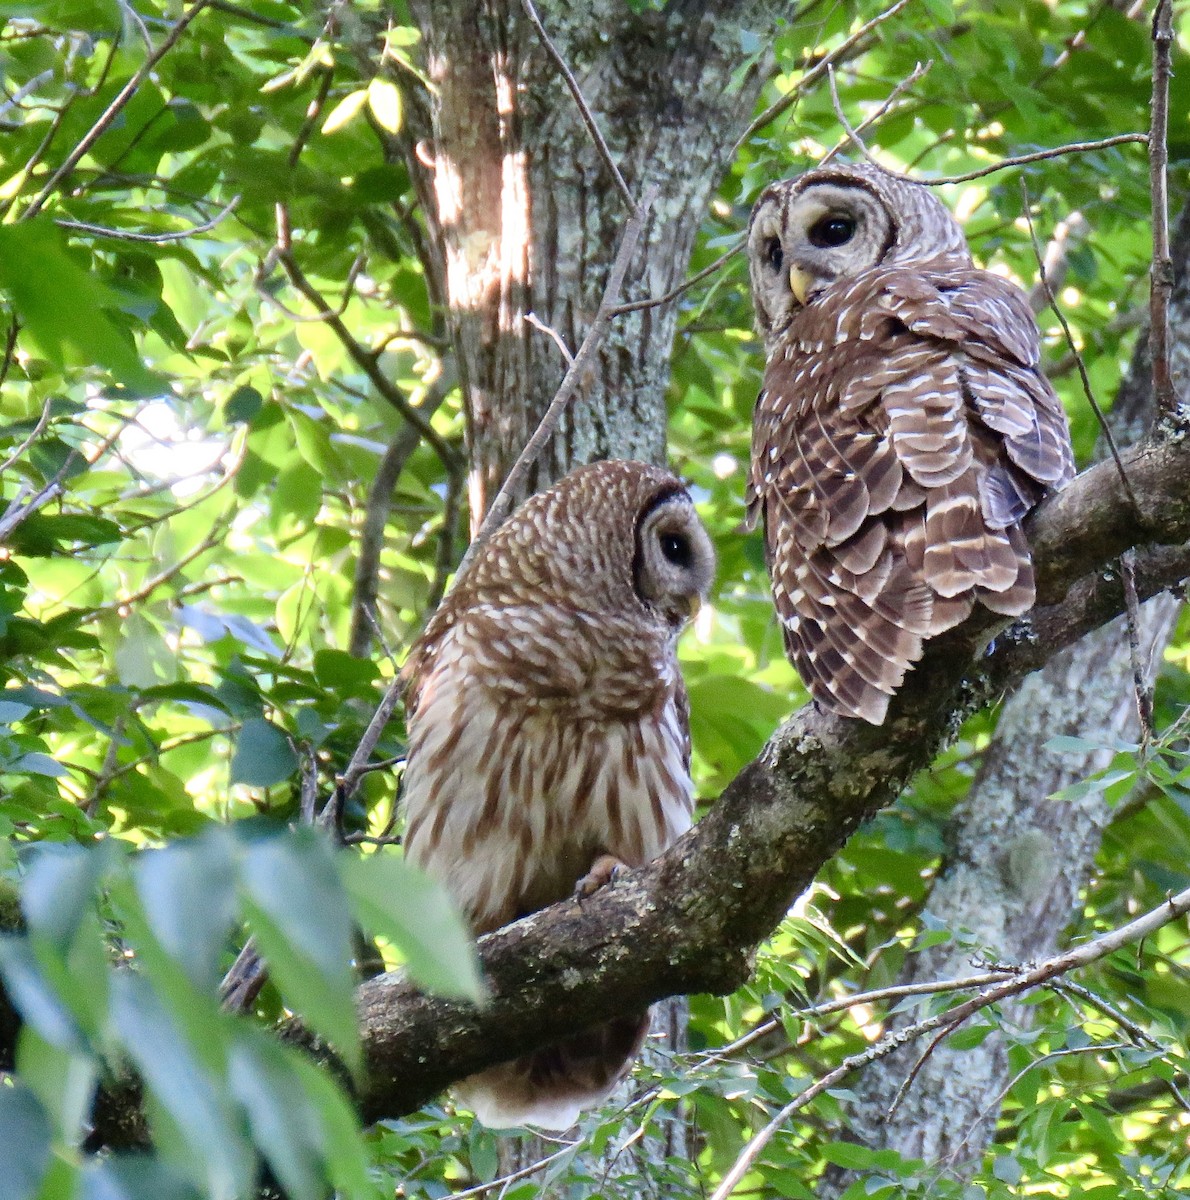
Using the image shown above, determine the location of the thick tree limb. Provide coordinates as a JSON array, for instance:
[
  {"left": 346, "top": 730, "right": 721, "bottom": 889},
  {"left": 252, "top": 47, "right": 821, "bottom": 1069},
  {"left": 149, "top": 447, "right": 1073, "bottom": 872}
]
[
  {"left": 73, "top": 437, "right": 1190, "bottom": 1148},
  {"left": 349, "top": 436, "right": 1190, "bottom": 1125}
]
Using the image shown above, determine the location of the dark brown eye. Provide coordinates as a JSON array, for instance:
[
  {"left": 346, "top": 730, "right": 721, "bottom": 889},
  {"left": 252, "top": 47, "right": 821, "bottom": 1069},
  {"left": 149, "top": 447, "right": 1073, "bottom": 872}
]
[
  {"left": 659, "top": 532, "right": 691, "bottom": 567},
  {"left": 808, "top": 215, "right": 856, "bottom": 248},
  {"left": 764, "top": 236, "right": 783, "bottom": 272}
]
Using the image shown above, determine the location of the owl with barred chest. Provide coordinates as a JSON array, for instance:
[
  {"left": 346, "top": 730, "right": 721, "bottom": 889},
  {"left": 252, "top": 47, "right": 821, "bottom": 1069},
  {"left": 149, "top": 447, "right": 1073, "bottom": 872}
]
[
  {"left": 401, "top": 459, "right": 714, "bottom": 1130},
  {"left": 745, "top": 162, "right": 1075, "bottom": 725}
]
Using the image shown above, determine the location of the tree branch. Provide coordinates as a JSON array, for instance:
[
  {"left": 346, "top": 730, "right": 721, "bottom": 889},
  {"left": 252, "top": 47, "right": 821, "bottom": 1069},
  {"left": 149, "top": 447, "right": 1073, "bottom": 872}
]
[
  {"left": 78, "top": 427, "right": 1190, "bottom": 1147},
  {"left": 1149, "top": 0, "right": 1178, "bottom": 425}
]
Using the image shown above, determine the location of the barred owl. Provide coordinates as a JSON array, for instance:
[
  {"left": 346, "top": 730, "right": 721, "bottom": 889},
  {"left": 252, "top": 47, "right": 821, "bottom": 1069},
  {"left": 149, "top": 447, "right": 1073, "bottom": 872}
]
[
  {"left": 401, "top": 459, "right": 715, "bottom": 1129},
  {"left": 745, "top": 162, "right": 1075, "bottom": 725}
]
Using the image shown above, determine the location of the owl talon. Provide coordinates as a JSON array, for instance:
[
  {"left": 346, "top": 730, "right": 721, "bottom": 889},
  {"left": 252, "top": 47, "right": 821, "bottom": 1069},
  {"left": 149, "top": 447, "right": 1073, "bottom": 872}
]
[{"left": 575, "top": 854, "right": 627, "bottom": 900}]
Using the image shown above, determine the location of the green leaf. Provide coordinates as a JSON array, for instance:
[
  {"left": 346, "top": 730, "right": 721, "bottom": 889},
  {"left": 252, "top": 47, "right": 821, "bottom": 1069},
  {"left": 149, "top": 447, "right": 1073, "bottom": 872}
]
[
  {"left": 0, "top": 220, "right": 154, "bottom": 388},
  {"left": 239, "top": 831, "right": 360, "bottom": 1069},
  {"left": 321, "top": 89, "right": 368, "bottom": 135},
  {"left": 0, "top": 937, "right": 88, "bottom": 1052},
  {"left": 0, "top": 1081, "right": 54, "bottom": 1200},
  {"left": 312, "top": 649, "right": 380, "bottom": 692},
  {"left": 225, "top": 386, "right": 263, "bottom": 424},
  {"left": 367, "top": 78, "right": 402, "bottom": 133},
  {"left": 21, "top": 842, "right": 108, "bottom": 952},
  {"left": 17, "top": 1028, "right": 98, "bottom": 1145},
  {"left": 229, "top": 718, "right": 297, "bottom": 787},
  {"left": 81, "top": 1157, "right": 206, "bottom": 1200},
  {"left": 342, "top": 854, "right": 484, "bottom": 1002},
  {"left": 135, "top": 830, "right": 238, "bottom": 993},
  {"left": 228, "top": 1030, "right": 328, "bottom": 1200},
  {"left": 110, "top": 973, "right": 254, "bottom": 1200}
]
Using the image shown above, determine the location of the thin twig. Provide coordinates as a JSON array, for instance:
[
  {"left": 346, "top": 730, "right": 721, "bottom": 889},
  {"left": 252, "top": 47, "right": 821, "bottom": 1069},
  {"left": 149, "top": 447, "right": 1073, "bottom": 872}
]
[
  {"left": 1149, "top": 0, "right": 1178, "bottom": 423},
  {"left": 523, "top": 312, "right": 575, "bottom": 365},
  {"left": 518, "top": 0, "right": 635, "bottom": 213},
  {"left": 708, "top": 885, "right": 1190, "bottom": 1200},
  {"left": 699, "top": 969, "right": 1016, "bottom": 1066},
  {"left": 336, "top": 678, "right": 406, "bottom": 808},
  {"left": 609, "top": 238, "right": 746, "bottom": 317},
  {"left": 425, "top": 464, "right": 463, "bottom": 616},
  {"left": 826, "top": 63, "right": 871, "bottom": 161},
  {"left": 0, "top": 320, "right": 18, "bottom": 391},
  {"left": 458, "top": 184, "right": 658, "bottom": 574},
  {"left": 821, "top": 60, "right": 932, "bottom": 166},
  {"left": 0, "top": 395, "right": 53, "bottom": 476},
  {"left": 885, "top": 1016, "right": 963, "bottom": 1118},
  {"left": 270, "top": 213, "right": 459, "bottom": 471},
  {"left": 1019, "top": 177, "right": 1140, "bottom": 516},
  {"left": 864, "top": 133, "right": 1149, "bottom": 188},
  {"left": 735, "top": 0, "right": 913, "bottom": 155},
  {"left": 1051, "top": 976, "right": 1190, "bottom": 1112},
  {"left": 448, "top": 1143, "right": 578, "bottom": 1200},
  {"left": 348, "top": 389, "right": 451, "bottom": 658},
  {"left": 1120, "top": 550, "right": 1156, "bottom": 743},
  {"left": 23, "top": 0, "right": 213, "bottom": 220},
  {"left": 54, "top": 196, "right": 241, "bottom": 243}
]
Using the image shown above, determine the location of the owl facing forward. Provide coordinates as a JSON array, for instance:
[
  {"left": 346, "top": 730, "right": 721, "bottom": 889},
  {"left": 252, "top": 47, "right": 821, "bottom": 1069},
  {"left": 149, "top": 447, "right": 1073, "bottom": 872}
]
[
  {"left": 401, "top": 459, "right": 714, "bottom": 1129},
  {"left": 745, "top": 162, "right": 1075, "bottom": 725}
]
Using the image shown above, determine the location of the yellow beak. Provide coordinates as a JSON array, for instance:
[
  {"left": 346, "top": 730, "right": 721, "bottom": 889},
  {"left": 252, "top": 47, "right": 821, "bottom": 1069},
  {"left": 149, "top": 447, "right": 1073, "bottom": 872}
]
[{"left": 789, "top": 265, "right": 812, "bottom": 307}]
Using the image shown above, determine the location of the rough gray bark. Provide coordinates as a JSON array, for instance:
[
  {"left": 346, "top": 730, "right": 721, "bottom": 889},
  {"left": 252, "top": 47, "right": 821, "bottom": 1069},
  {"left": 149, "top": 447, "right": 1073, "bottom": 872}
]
[
  {"left": 820, "top": 198, "right": 1190, "bottom": 1190},
  {"left": 405, "top": 0, "right": 775, "bottom": 520}
]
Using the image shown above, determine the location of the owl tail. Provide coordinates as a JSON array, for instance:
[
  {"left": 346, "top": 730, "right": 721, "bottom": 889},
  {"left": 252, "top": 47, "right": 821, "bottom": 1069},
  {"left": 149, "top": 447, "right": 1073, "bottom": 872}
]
[{"left": 456, "top": 1011, "right": 650, "bottom": 1131}]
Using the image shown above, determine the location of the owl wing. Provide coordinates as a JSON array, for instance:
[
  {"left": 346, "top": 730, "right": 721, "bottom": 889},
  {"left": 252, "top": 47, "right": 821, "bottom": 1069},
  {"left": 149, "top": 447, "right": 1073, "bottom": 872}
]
[{"left": 753, "top": 266, "right": 1073, "bottom": 724}]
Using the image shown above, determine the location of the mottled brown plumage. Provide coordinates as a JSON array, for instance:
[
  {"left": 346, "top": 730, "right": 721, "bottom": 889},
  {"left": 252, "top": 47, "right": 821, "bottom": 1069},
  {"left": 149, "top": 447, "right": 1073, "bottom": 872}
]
[
  {"left": 746, "top": 163, "right": 1075, "bottom": 724},
  {"left": 401, "top": 459, "right": 714, "bottom": 1129}
]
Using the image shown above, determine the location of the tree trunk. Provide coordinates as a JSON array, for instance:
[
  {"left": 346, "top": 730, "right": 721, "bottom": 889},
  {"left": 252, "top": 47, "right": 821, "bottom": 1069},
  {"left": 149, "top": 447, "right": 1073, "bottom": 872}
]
[
  {"left": 820, "top": 196, "right": 1190, "bottom": 1191},
  {"left": 407, "top": 0, "right": 775, "bottom": 520},
  {"left": 405, "top": 1, "right": 777, "bottom": 1187}
]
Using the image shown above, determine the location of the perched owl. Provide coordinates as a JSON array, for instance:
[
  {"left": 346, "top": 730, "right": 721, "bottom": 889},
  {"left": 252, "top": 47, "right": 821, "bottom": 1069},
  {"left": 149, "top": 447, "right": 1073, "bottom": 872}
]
[
  {"left": 401, "top": 459, "right": 715, "bottom": 1129},
  {"left": 745, "top": 162, "right": 1075, "bottom": 725}
]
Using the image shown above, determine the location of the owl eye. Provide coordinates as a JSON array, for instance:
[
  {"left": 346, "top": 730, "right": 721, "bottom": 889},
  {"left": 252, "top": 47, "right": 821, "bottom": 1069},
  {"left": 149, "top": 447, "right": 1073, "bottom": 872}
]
[
  {"left": 808, "top": 215, "right": 856, "bottom": 248},
  {"left": 659, "top": 531, "right": 692, "bottom": 568},
  {"left": 764, "top": 237, "right": 783, "bottom": 272}
]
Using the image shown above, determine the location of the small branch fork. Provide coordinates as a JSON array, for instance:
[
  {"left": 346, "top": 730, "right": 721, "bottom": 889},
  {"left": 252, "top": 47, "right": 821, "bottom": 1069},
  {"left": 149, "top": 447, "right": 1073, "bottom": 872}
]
[
  {"left": 735, "top": 0, "right": 913, "bottom": 155},
  {"left": 708, "top": 886, "right": 1190, "bottom": 1200},
  {"left": 1149, "top": 0, "right": 1179, "bottom": 425}
]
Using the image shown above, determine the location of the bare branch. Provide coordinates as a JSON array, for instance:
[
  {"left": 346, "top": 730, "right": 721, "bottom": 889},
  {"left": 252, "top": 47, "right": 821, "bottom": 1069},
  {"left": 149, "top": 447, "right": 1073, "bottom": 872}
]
[
  {"left": 54, "top": 196, "right": 241, "bottom": 243},
  {"left": 518, "top": 0, "right": 635, "bottom": 213},
  {"left": 270, "top": 219, "right": 459, "bottom": 472},
  {"left": 458, "top": 184, "right": 658, "bottom": 572},
  {"left": 23, "top": 1, "right": 213, "bottom": 220},
  {"left": 609, "top": 238, "right": 745, "bottom": 317},
  {"left": 0, "top": 395, "right": 52, "bottom": 476},
  {"left": 1020, "top": 177, "right": 1140, "bottom": 516},
  {"left": 821, "top": 60, "right": 932, "bottom": 165},
  {"left": 523, "top": 312, "right": 575, "bottom": 365},
  {"left": 348, "top": 389, "right": 452, "bottom": 659},
  {"left": 709, "top": 885, "right": 1190, "bottom": 1200},
  {"left": 735, "top": 0, "right": 913, "bottom": 155},
  {"left": 924, "top": 134, "right": 1148, "bottom": 185},
  {"left": 1120, "top": 549, "right": 1156, "bottom": 743},
  {"left": 1149, "top": 0, "right": 1178, "bottom": 424}
]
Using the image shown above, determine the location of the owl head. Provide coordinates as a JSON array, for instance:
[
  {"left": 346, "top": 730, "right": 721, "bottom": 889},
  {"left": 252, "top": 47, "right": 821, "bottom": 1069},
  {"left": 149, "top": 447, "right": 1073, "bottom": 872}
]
[
  {"left": 421, "top": 460, "right": 715, "bottom": 658},
  {"left": 747, "top": 161, "right": 971, "bottom": 350}
]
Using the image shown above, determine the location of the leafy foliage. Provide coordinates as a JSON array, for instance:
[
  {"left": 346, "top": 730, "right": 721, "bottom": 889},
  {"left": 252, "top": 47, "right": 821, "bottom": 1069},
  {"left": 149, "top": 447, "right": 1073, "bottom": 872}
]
[{"left": 1, "top": 0, "right": 1188, "bottom": 1197}]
